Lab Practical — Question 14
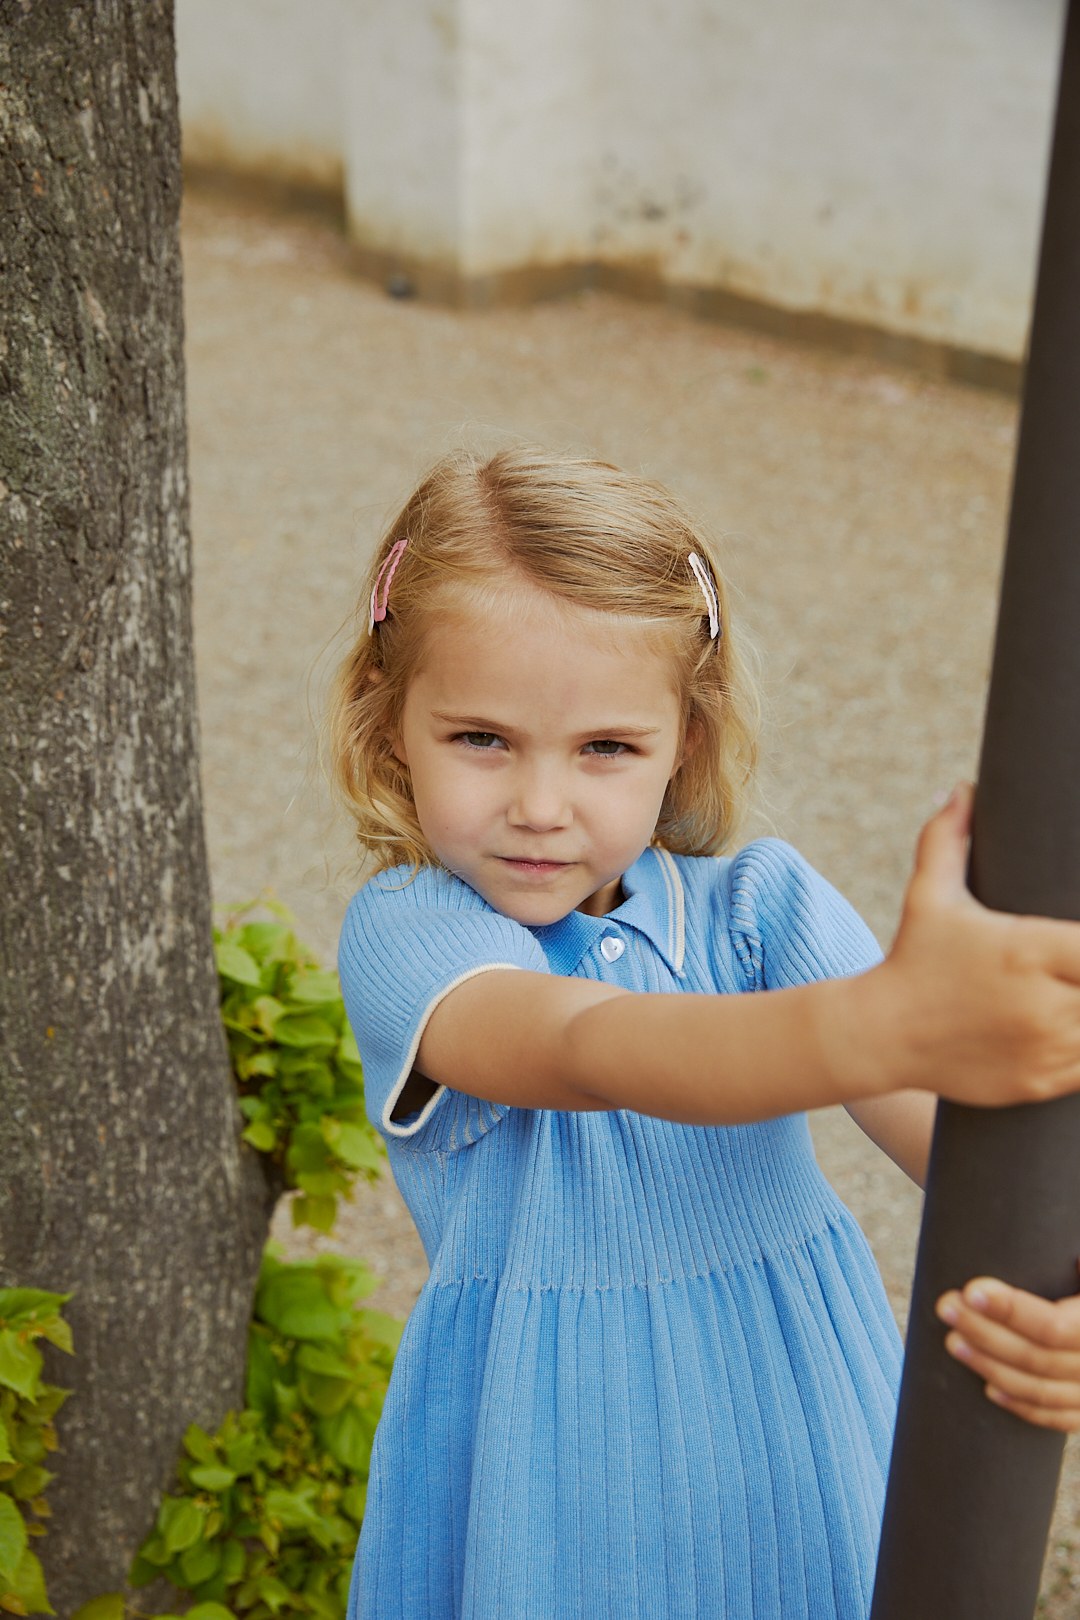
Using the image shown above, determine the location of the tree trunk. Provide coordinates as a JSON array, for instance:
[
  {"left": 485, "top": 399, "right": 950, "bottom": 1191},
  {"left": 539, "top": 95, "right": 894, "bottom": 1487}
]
[{"left": 0, "top": 3, "right": 271, "bottom": 1609}]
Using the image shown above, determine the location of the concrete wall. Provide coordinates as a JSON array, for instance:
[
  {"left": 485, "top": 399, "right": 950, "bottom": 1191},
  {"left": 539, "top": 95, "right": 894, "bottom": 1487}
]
[
  {"left": 587, "top": 0, "right": 1061, "bottom": 358},
  {"left": 176, "top": 0, "right": 348, "bottom": 191},
  {"left": 176, "top": 0, "right": 1066, "bottom": 361}
]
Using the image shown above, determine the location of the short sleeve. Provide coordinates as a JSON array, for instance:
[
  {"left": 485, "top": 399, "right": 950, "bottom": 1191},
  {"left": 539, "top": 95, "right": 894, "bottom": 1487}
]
[
  {"left": 338, "top": 864, "right": 550, "bottom": 1153},
  {"left": 726, "top": 838, "right": 883, "bottom": 992}
]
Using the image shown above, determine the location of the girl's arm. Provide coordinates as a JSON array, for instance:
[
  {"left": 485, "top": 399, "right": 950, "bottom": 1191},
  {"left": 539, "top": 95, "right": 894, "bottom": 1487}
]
[
  {"left": 845, "top": 1092, "right": 935, "bottom": 1186},
  {"left": 416, "top": 788, "right": 1080, "bottom": 1122}
]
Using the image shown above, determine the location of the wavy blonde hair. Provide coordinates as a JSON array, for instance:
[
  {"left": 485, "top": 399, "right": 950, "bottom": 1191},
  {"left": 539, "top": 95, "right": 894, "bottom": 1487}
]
[{"left": 328, "top": 446, "right": 760, "bottom": 874}]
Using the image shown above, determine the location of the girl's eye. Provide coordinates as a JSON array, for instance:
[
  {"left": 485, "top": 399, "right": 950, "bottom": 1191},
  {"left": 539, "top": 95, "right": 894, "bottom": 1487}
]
[
  {"left": 459, "top": 732, "right": 504, "bottom": 751},
  {"left": 585, "top": 739, "right": 629, "bottom": 757}
]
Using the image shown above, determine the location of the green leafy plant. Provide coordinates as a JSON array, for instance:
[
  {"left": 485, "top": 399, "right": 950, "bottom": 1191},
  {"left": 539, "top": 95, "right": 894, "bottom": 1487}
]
[
  {"left": 82, "top": 1248, "right": 400, "bottom": 1620},
  {"left": 214, "top": 904, "right": 384, "bottom": 1233},
  {"left": 0, "top": 1288, "right": 73, "bottom": 1616}
]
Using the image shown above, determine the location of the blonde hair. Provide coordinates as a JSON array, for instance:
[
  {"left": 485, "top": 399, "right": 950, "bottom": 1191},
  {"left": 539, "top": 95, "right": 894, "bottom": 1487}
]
[{"left": 328, "top": 446, "right": 760, "bottom": 874}]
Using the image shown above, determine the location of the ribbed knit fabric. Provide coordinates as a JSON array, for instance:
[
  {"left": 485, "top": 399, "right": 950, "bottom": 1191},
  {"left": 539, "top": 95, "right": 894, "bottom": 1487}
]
[{"left": 338, "top": 840, "right": 901, "bottom": 1620}]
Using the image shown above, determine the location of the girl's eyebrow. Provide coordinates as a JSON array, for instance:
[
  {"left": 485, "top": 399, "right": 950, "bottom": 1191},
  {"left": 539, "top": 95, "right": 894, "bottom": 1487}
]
[{"left": 432, "top": 711, "right": 663, "bottom": 739}]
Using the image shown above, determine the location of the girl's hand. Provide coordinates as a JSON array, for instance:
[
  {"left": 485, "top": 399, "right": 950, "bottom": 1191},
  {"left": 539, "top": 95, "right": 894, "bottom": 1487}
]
[
  {"left": 936, "top": 1270, "right": 1080, "bottom": 1431},
  {"left": 860, "top": 782, "right": 1080, "bottom": 1109}
]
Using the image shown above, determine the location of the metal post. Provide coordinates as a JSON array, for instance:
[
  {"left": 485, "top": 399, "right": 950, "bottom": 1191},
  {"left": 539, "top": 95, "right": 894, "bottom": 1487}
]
[{"left": 870, "top": 5, "right": 1080, "bottom": 1616}]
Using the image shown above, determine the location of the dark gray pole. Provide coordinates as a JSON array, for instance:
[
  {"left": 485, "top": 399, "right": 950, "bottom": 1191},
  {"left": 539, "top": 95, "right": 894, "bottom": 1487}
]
[{"left": 871, "top": 5, "right": 1080, "bottom": 1617}]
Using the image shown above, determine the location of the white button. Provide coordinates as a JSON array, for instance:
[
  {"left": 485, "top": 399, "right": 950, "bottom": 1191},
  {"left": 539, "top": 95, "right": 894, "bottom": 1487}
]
[{"left": 599, "top": 934, "right": 625, "bottom": 962}]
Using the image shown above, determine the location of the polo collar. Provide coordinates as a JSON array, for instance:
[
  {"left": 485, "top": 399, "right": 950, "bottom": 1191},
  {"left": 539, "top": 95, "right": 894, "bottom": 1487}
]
[{"left": 527, "top": 846, "right": 686, "bottom": 978}]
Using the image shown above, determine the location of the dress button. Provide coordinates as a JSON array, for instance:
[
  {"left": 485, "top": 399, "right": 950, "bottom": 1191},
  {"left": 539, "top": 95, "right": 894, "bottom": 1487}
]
[{"left": 599, "top": 933, "right": 625, "bottom": 963}]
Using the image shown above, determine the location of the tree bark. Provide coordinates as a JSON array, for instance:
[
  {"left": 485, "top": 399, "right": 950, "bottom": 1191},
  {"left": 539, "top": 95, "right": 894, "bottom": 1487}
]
[{"left": 0, "top": 3, "right": 270, "bottom": 1608}]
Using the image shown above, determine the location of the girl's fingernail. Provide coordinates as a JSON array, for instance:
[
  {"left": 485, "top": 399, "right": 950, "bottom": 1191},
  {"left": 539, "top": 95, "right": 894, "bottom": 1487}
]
[
  {"left": 967, "top": 1286, "right": 991, "bottom": 1312},
  {"left": 947, "top": 1334, "right": 972, "bottom": 1361},
  {"left": 987, "top": 1386, "right": 1008, "bottom": 1405},
  {"left": 937, "top": 1298, "right": 959, "bottom": 1325}
]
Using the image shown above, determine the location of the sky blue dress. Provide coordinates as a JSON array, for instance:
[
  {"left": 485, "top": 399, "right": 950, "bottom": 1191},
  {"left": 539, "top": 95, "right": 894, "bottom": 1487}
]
[{"left": 338, "top": 839, "right": 902, "bottom": 1619}]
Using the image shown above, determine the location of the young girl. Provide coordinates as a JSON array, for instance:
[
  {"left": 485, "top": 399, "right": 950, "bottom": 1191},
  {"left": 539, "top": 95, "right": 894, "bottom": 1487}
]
[{"left": 330, "top": 446, "right": 1080, "bottom": 1620}]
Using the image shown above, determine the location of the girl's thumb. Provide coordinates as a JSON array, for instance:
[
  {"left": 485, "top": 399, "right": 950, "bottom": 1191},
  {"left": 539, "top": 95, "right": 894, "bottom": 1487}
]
[{"left": 912, "top": 781, "right": 975, "bottom": 893}]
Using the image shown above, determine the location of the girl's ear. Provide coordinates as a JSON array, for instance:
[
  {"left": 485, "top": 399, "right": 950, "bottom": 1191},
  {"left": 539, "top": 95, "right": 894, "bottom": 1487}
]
[
  {"left": 677, "top": 714, "right": 704, "bottom": 773},
  {"left": 367, "top": 667, "right": 408, "bottom": 765}
]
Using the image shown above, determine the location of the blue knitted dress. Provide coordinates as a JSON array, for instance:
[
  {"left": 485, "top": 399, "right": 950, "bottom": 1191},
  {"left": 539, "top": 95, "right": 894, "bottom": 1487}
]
[{"left": 338, "top": 839, "right": 902, "bottom": 1620}]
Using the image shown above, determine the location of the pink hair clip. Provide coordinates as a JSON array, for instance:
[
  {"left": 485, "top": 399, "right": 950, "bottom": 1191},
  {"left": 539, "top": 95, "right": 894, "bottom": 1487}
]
[
  {"left": 687, "top": 551, "right": 721, "bottom": 639},
  {"left": 369, "top": 538, "right": 409, "bottom": 632}
]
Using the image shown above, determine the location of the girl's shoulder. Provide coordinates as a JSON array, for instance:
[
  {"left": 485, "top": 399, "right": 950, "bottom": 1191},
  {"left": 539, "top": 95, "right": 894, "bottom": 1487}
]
[
  {"left": 345, "top": 861, "right": 494, "bottom": 925},
  {"left": 665, "top": 836, "right": 817, "bottom": 917},
  {"left": 663, "top": 839, "right": 882, "bottom": 991},
  {"left": 340, "top": 860, "right": 548, "bottom": 989}
]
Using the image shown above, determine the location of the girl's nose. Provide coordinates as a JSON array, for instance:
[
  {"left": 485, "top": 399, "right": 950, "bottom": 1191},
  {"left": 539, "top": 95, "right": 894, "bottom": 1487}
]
[{"left": 507, "top": 766, "right": 572, "bottom": 831}]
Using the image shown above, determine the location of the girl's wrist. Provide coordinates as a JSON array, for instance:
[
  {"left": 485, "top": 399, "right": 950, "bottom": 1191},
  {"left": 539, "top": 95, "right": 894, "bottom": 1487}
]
[{"left": 807, "top": 966, "right": 905, "bottom": 1108}]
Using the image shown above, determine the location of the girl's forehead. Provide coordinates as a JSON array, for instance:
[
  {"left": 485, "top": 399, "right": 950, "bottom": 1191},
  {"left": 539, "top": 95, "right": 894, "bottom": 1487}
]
[
  {"left": 424, "top": 580, "right": 674, "bottom": 661},
  {"left": 411, "top": 590, "right": 683, "bottom": 719}
]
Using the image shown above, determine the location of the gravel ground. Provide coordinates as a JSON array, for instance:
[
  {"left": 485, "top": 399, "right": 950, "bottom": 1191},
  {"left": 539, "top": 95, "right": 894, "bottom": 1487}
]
[{"left": 182, "top": 184, "right": 1079, "bottom": 1615}]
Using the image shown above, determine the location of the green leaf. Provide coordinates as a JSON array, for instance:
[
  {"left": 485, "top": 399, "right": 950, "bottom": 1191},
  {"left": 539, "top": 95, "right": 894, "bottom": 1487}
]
[
  {"left": 237, "top": 1052, "right": 278, "bottom": 1081},
  {"left": 276, "top": 1048, "right": 330, "bottom": 1078},
  {"left": 182, "top": 1424, "right": 218, "bottom": 1465},
  {"left": 341, "top": 1481, "right": 367, "bottom": 1523},
  {"left": 359, "top": 1309, "right": 404, "bottom": 1351},
  {"left": 0, "top": 1421, "right": 13, "bottom": 1467},
  {"left": 297, "top": 1369, "right": 353, "bottom": 1418},
  {"left": 287, "top": 970, "right": 342, "bottom": 1005},
  {"left": 271, "top": 1378, "right": 301, "bottom": 1420},
  {"left": 8, "top": 1546, "right": 52, "bottom": 1614},
  {"left": 237, "top": 920, "right": 295, "bottom": 961},
  {"left": 9, "top": 1428, "right": 45, "bottom": 1469},
  {"left": 9, "top": 1465, "right": 51, "bottom": 1501},
  {"left": 132, "top": 1531, "right": 171, "bottom": 1570},
  {"left": 291, "top": 1194, "right": 337, "bottom": 1233},
  {"left": 35, "top": 1318, "right": 72, "bottom": 1356},
  {"left": 21, "top": 1387, "right": 67, "bottom": 1425},
  {"left": 71, "top": 1597, "right": 126, "bottom": 1620},
  {"left": 245, "top": 1331, "right": 277, "bottom": 1418},
  {"left": 188, "top": 1464, "right": 237, "bottom": 1492},
  {"left": 318, "top": 1403, "right": 373, "bottom": 1473},
  {"left": 324, "top": 1121, "right": 382, "bottom": 1173},
  {"left": 320, "top": 1255, "right": 380, "bottom": 1305},
  {"left": 263, "top": 1485, "right": 322, "bottom": 1532},
  {"left": 337, "top": 1023, "right": 362, "bottom": 1065},
  {"left": 273, "top": 1015, "right": 339, "bottom": 1050},
  {"left": 0, "top": 1331, "right": 43, "bottom": 1399},
  {"left": 285, "top": 1125, "right": 333, "bottom": 1175},
  {"left": 241, "top": 1121, "right": 277, "bottom": 1153},
  {"left": 0, "top": 1494, "right": 28, "bottom": 1583},
  {"left": 220, "top": 1540, "right": 247, "bottom": 1581},
  {"left": 249, "top": 996, "right": 286, "bottom": 1035},
  {"left": 0, "top": 1292, "right": 71, "bottom": 1328},
  {"left": 128, "top": 1550, "right": 162, "bottom": 1586},
  {"left": 255, "top": 1268, "right": 344, "bottom": 1341},
  {"left": 295, "top": 1344, "right": 355, "bottom": 1380},
  {"left": 160, "top": 1495, "right": 204, "bottom": 1554},
  {"left": 254, "top": 1574, "right": 291, "bottom": 1614},
  {"left": 215, "top": 941, "right": 264, "bottom": 988},
  {"left": 185, "top": 1605, "right": 237, "bottom": 1620},
  {"left": 180, "top": 1538, "right": 221, "bottom": 1586},
  {"left": 221, "top": 1429, "right": 261, "bottom": 1477}
]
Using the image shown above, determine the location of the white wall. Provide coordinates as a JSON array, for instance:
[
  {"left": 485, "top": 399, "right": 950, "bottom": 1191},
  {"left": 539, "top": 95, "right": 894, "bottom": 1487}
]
[
  {"left": 588, "top": 0, "right": 1061, "bottom": 357},
  {"left": 176, "top": 0, "right": 349, "bottom": 190},
  {"left": 176, "top": 0, "right": 1066, "bottom": 359}
]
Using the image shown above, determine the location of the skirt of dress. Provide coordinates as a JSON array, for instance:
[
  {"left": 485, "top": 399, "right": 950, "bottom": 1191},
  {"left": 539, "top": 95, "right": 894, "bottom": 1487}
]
[{"left": 349, "top": 1212, "right": 902, "bottom": 1620}]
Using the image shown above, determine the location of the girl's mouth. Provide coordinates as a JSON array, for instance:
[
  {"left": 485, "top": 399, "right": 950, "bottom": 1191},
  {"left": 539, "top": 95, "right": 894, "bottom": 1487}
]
[{"left": 499, "top": 858, "right": 572, "bottom": 874}]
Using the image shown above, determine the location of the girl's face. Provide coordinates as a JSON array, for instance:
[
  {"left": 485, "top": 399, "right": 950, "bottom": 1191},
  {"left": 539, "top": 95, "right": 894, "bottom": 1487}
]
[{"left": 392, "top": 584, "right": 687, "bottom": 925}]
